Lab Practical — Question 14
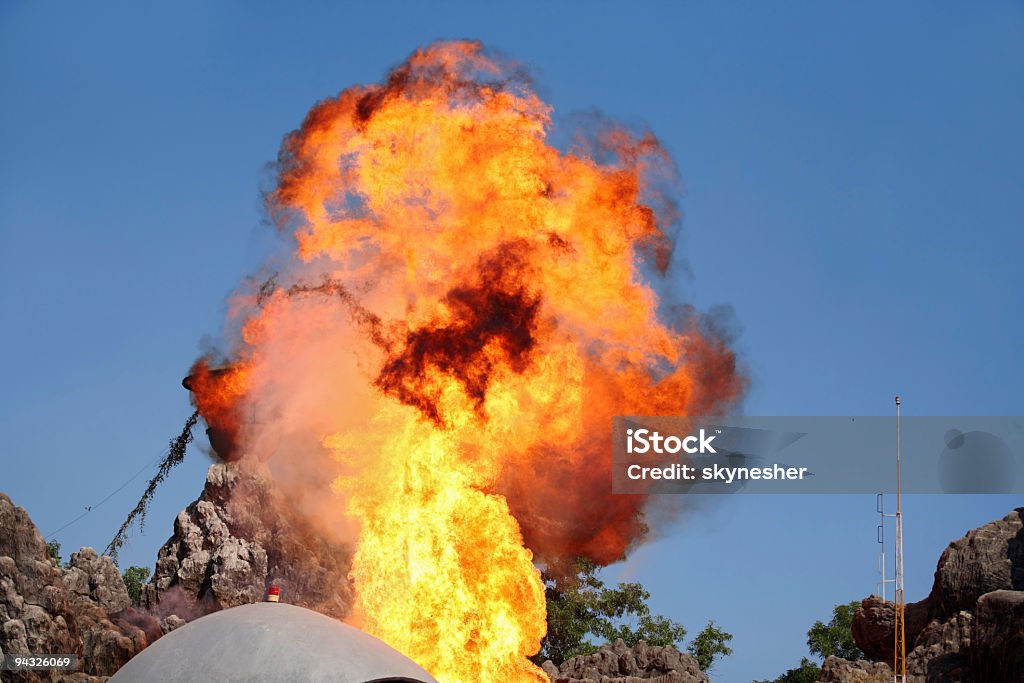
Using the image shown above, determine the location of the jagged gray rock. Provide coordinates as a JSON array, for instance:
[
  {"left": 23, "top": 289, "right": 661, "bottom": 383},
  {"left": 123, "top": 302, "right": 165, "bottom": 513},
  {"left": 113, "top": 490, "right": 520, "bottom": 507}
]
[
  {"left": 545, "top": 640, "right": 709, "bottom": 683},
  {"left": 63, "top": 549, "right": 131, "bottom": 615},
  {"left": 158, "top": 614, "right": 185, "bottom": 633},
  {"left": 141, "top": 462, "right": 353, "bottom": 623},
  {"left": 970, "top": 590, "right": 1024, "bottom": 683},
  {"left": 61, "top": 547, "right": 153, "bottom": 679},
  {"left": 818, "top": 655, "right": 892, "bottom": 682},
  {"left": 1, "top": 491, "right": 84, "bottom": 683},
  {"left": 2, "top": 461, "right": 355, "bottom": 681},
  {"left": 0, "top": 493, "right": 156, "bottom": 683}
]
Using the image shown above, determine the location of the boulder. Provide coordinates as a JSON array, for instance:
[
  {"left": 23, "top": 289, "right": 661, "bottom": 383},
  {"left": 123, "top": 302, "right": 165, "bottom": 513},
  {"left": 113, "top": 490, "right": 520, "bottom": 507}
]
[
  {"left": 851, "top": 595, "right": 929, "bottom": 662},
  {"left": 818, "top": 656, "right": 892, "bottom": 682},
  {"left": 927, "top": 508, "right": 1023, "bottom": 618},
  {"left": 970, "top": 590, "right": 1024, "bottom": 682},
  {"left": 63, "top": 548, "right": 131, "bottom": 614}
]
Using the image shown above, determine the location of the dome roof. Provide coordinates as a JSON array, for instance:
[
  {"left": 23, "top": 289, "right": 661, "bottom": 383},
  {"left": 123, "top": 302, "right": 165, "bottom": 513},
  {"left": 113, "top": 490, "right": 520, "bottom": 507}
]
[{"left": 109, "top": 602, "right": 437, "bottom": 683}]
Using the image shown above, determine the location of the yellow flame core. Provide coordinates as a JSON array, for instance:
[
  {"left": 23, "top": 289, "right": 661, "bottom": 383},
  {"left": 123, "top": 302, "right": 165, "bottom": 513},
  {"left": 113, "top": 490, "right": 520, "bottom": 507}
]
[{"left": 328, "top": 401, "right": 549, "bottom": 682}]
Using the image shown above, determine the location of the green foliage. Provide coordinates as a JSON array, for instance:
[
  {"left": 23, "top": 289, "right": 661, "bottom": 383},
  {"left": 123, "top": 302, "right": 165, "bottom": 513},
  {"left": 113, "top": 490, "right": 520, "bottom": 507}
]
[
  {"left": 687, "top": 620, "right": 734, "bottom": 672},
  {"left": 122, "top": 566, "right": 151, "bottom": 605},
  {"left": 598, "top": 612, "right": 689, "bottom": 651},
  {"left": 753, "top": 657, "right": 821, "bottom": 683},
  {"left": 46, "top": 540, "right": 61, "bottom": 567},
  {"left": 533, "top": 558, "right": 687, "bottom": 665},
  {"left": 756, "top": 600, "right": 861, "bottom": 681},
  {"left": 807, "top": 601, "right": 862, "bottom": 661}
]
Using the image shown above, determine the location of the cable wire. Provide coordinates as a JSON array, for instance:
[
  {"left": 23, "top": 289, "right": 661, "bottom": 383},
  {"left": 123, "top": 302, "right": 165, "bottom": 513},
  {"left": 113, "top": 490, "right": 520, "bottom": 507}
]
[{"left": 43, "top": 450, "right": 165, "bottom": 540}]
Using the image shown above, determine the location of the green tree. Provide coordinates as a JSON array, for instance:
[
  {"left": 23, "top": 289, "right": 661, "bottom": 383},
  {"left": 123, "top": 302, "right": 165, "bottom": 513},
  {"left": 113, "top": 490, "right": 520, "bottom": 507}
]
[
  {"left": 121, "top": 566, "right": 151, "bottom": 605},
  {"left": 755, "top": 600, "right": 861, "bottom": 682},
  {"left": 534, "top": 558, "right": 687, "bottom": 665},
  {"left": 687, "top": 620, "right": 734, "bottom": 672},
  {"left": 753, "top": 657, "right": 821, "bottom": 683},
  {"left": 46, "top": 540, "right": 62, "bottom": 567},
  {"left": 807, "top": 601, "right": 862, "bottom": 661}
]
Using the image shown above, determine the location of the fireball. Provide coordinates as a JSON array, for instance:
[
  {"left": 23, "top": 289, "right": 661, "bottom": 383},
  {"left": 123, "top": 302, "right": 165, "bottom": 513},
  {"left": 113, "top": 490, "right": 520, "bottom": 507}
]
[{"left": 188, "top": 40, "right": 743, "bottom": 682}]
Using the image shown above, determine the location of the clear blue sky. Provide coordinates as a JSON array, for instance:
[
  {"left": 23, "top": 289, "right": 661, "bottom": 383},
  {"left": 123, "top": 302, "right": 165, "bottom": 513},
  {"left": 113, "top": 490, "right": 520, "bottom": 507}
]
[{"left": 1, "top": 3, "right": 1021, "bottom": 681}]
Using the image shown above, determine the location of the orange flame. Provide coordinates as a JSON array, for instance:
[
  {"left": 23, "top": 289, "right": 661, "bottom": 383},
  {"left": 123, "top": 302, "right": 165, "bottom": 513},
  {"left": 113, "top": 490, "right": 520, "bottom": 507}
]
[{"left": 187, "top": 40, "right": 743, "bottom": 682}]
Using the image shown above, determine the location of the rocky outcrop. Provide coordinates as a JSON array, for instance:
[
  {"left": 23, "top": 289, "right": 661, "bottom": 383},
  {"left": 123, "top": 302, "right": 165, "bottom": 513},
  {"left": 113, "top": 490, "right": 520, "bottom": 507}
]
[
  {"left": 970, "top": 590, "right": 1024, "bottom": 683},
  {"left": 848, "top": 508, "right": 1024, "bottom": 683},
  {"left": 905, "top": 611, "right": 971, "bottom": 682},
  {"left": 0, "top": 493, "right": 157, "bottom": 683},
  {"left": 543, "top": 640, "right": 709, "bottom": 683},
  {"left": 927, "top": 508, "right": 1024, "bottom": 617},
  {"left": 0, "top": 493, "right": 80, "bottom": 682},
  {"left": 141, "top": 462, "right": 353, "bottom": 622},
  {"left": 852, "top": 601, "right": 971, "bottom": 682},
  {"left": 62, "top": 549, "right": 130, "bottom": 615},
  {"left": 60, "top": 548, "right": 153, "bottom": 679},
  {"left": 2, "top": 461, "right": 355, "bottom": 681},
  {"left": 819, "top": 656, "right": 892, "bottom": 682}
]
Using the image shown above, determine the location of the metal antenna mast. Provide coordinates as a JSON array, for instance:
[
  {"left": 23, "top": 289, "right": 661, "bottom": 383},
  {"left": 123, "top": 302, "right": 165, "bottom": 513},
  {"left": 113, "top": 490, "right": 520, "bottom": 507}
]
[
  {"left": 876, "top": 493, "right": 889, "bottom": 601},
  {"left": 893, "top": 395, "right": 907, "bottom": 683}
]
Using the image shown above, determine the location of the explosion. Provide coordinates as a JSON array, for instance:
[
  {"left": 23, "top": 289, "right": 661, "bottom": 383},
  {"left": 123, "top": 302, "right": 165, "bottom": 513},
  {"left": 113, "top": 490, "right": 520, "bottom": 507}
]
[{"left": 187, "top": 40, "right": 743, "bottom": 682}]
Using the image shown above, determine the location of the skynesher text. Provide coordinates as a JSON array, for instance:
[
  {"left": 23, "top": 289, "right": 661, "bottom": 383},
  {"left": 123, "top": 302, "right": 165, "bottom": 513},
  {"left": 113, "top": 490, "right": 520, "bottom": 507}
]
[{"left": 626, "top": 463, "right": 809, "bottom": 484}]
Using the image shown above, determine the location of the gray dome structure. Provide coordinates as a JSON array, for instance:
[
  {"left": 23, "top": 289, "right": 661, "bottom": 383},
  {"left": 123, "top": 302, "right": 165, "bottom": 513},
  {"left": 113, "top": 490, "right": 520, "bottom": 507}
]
[{"left": 109, "top": 602, "right": 438, "bottom": 683}]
